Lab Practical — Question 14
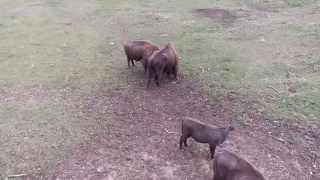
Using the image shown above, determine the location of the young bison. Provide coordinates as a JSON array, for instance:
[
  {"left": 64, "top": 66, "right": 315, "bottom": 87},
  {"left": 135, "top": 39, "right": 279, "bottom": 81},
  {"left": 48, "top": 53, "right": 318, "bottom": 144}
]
[
  {"left": 179, "top": 117, "right": 234, "bottom": 159},
  {"left": 123, "top": 40, "right": 159, "bottom": 70},
  {"left": 146, "top": 43, "right": 178, "bottom": 87},
  {"left": 213, "top": 150, "right": 266, "bottom": 180}
]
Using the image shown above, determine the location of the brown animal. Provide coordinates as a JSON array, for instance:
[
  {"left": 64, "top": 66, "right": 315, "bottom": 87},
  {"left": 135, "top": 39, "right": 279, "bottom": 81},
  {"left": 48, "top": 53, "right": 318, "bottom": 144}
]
[
  {"left": 146, "top": 43, "right": 178, "bottom": 87},
  {"left": 123, "top": 40, "right": 159, "bottom": 70},
  {"left": 213, "top": 150, "right": 266, "bottom": 180},
  {"left": 180, "top": 117, "right": 234, "bottom": 159}
]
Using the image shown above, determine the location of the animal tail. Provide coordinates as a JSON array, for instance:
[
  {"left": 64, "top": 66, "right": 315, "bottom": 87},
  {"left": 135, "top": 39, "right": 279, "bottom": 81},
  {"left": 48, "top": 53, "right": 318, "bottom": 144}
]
[
  {"left": 166, "top": 42, "right": 179, "bottom": 61},
  {"left": 165, "top": 42, "right": 175, "bottom": 49},
  {"left": 181, "top": 118, "right": 185, "bottom": 133},
  {"left": 122, "top": 43, "right": 128, "bottom": 58},
  {"left": 147, "top": 58, "right": 153, "bottom": 78},
  {"left": 122, "top": 41, "right": 129, "bottom": 48},
  {"left": 122, "top": 41, "right": 131, "bottom": 55}
]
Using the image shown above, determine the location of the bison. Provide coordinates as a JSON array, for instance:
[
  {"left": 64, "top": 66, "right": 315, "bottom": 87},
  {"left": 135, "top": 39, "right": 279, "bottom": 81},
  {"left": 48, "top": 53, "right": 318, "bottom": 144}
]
[
  {"left": 123, "top": 40, "right": 159, "bottom": 71},
  {"left": 146, "top": 43, "right": 178, "bottom": 87},
  {"left": 179, "top": 117, "right": 234, "bottom": 159},
  {"left": 213, "top": 150, "right": 266, "bottom": 180}
]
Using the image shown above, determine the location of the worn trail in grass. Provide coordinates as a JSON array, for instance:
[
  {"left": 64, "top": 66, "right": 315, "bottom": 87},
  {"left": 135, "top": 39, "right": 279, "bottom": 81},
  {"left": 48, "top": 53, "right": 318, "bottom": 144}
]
[
  {"left": 42, "top": 78, "right": 319, "bottom": 180},
  {"left": 0, "top": 0, "right": 319, "bottom": 179}
]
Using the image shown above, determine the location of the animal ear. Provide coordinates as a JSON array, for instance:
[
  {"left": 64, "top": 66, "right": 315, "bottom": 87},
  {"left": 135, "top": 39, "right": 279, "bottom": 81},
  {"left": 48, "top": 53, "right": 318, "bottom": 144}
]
[
  {"left": 229, "top": 120, "right": 236, "bottom": 130},
  {"left": 230, "top": 126, "right": 235, "bottom": 131},
  {"left": 162, "top": 53, "right": 169, "bottom": 59}
]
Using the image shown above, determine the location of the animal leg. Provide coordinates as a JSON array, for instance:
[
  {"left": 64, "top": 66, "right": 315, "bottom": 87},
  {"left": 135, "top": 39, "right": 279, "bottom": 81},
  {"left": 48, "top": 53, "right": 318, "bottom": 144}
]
[
  {"left": 155, "top": 74, "right": 160, "bottom": 87},
  {"left": 179, "top": 136, "right": 184, "bottom": 149},
  {"left": 142, "top": 56, "right": 149, "bottom": 73},
  {"left": 213, "top": 158, "right": 224, "bottom": 180},
  {"left": 131, "top": 59, "right": 135, "bottom": 66},
  {"left": 155, "top": 66, "right": 165, "bottom": 87},
  {"left": 210, "top": 145, "right": 216, "bottom": 159},
  {"left": 158, "top": 67, "right": 164, "bottom": 82},
  {"left": 213, "top": 172, "right": 223, "bottom": 180},
  {"left": 173, "top": 65, "right": 178, "bottom": 80},
  {"left": 147, "top": 69, "right": 153, "bottom": 88},
  {"left": 165, "top": 70, "right": 170, "bottom": 78},
  {"left": 127, "top": 57, "right": 131, "bottom": 67},
  {"left": 213, "top": 168, "right": 225, "bottom": 180},
  {"left": 144, "top": 63, "right": 147, "bottom": 73},
  {"left": 179, "top": 135, "right": 189, "bottom": 149},
  {"left": 184, "top": 138, "right": 188, "bottom": 147},
  {"left": 147, "top": 77, "right": 152, "bottom": 88}
]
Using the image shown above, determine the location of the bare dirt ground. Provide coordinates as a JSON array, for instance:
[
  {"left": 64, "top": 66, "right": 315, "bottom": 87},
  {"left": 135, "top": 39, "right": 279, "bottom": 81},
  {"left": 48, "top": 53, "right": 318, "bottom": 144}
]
[
  {"left": 194, "top": 8, "right": 237, "bottom": 26},
  {"left": 2, "top": 0, "right": 320, "bottom": 180},
  {"left": 17, "top": 76, "right": 318, "bottom": 180}
]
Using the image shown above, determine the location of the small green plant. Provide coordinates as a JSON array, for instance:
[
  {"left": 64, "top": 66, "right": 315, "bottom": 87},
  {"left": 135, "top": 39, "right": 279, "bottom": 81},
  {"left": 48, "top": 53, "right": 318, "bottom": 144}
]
[{"left": 286, "top": 0, "right": 314, "bottom": 7}]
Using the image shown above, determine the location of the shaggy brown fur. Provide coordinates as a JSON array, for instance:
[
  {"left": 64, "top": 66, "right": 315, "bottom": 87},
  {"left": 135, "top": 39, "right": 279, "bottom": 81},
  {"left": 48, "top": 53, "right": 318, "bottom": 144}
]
[
  {"left": 213, "top": 150, "right": 266, "bottom": 180},
  {"left": 146, "top": 43, "right": 179, "bottom": 87},
  {"left": 180, "top": 117, "right": 234, "bottom": 159},
  {"left": 123, "top": 40, "right": 159, "bottom": 70}
]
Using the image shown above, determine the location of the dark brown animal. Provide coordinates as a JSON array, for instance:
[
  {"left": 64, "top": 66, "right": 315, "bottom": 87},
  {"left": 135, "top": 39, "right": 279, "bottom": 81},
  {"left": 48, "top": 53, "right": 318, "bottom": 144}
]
[
  {"left": 123, "top": 40, "right": 159, "bottom": 70},
  {"left": 213, "top": 150, "right": 266, "bottom": 180},
  {"left": 179, "top": 117, "right": 234, "bottom": 159},
  {"left": 146, "top": 43, "right": 178, "bottom": 87}
]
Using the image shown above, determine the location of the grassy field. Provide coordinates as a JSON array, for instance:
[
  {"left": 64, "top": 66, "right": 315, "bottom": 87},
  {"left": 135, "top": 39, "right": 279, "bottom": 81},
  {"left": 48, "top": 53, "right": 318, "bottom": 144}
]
[
  {"left": 0, "top": 0, "right": 319, "bottom": 179},
  {"left": 95, "top": 0, "right": 320, "bottom": 125}
]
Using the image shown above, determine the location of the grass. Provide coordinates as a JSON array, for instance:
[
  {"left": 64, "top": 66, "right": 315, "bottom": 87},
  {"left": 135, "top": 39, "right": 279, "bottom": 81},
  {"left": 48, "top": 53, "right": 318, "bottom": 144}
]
[
  {"left": 286, "top": 0, "right": 317, "bottom": 7},
  {"left": 0, "top": 101, "right": 89, "bottom": 175},
  {"left": 0, "top": 0, "right": 123, "bottom": 177},
  {"left": 0, "top": 0, "right": 319, "bottom": 178},
  {"left": 93, "top": 0, "right": 320, "bottom": 125}
]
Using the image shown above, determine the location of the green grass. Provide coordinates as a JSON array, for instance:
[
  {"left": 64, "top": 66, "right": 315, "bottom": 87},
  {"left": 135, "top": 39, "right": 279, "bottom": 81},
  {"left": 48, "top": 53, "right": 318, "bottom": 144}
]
[
  {"left": 97, "top": 0, "right": 320, "bottom": 125},
  {"left": 0, "top": 0, "right": 319, "bottom": 178},
  {"left": 107, "top": 1, "right": 320, "bottom": 121},
  {"left": 0, "top": 101, "right": 90, "bottom": 175},
  {"left": 286, "top": 0, "right": 316, "bottom": 7},
  {"left": 0, "top": 0, "right": 124, "bottom": 177}
]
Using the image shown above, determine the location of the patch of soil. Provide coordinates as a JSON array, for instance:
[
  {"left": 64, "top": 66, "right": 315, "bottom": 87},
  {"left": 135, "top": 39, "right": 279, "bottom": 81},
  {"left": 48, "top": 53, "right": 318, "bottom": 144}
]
[
  {"left": 23, "top": 76, "right": 320, "bottom": 180},
  {"left": 194, "top": 8, "right": 237, "bottom": 26},
  {"left": 248, "top": 1, "right": 286, "bottom": 13},
  {"left": 0, "top": 86, "right": 71, "bottom": 106}
]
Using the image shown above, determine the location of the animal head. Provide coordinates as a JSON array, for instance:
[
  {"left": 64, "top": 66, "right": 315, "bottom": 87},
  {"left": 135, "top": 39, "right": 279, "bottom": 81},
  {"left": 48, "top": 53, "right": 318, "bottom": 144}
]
[
  {"left": 228, "top": 126, "right": 235, "bottom": 131},
  {"left": 148, "top": 50, "right": 160, "bottom": 61},
  {"left": 164, "top": 43, "right": 171, "bottom": 48}
]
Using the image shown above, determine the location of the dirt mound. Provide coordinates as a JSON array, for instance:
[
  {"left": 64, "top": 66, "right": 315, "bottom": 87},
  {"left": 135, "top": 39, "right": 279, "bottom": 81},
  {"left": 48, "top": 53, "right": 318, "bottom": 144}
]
[{"left": 194, "top": 8, "right": 237, "bottom": 25}]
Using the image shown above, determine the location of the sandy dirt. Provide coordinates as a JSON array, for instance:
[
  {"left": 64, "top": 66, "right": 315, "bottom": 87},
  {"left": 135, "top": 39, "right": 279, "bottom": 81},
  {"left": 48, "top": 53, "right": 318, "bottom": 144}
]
[{"left": 16, "top": 77, "right": 319, "bottom": 180}]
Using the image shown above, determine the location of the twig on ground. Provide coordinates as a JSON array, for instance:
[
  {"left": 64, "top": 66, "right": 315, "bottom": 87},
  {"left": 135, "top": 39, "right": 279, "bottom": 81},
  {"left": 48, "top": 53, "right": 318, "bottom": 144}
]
[
  {"left": 270, "top": 136, "right": 286, "bottom": 143},
  {"left": 6, "top": 174, "right": 27, "bottom": 179},
  {"left": 164, "top": 128, "right": 178, "bottom": 134},
  {"left": 267, "top": 86, "right": 280, "bottom": 95}
]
